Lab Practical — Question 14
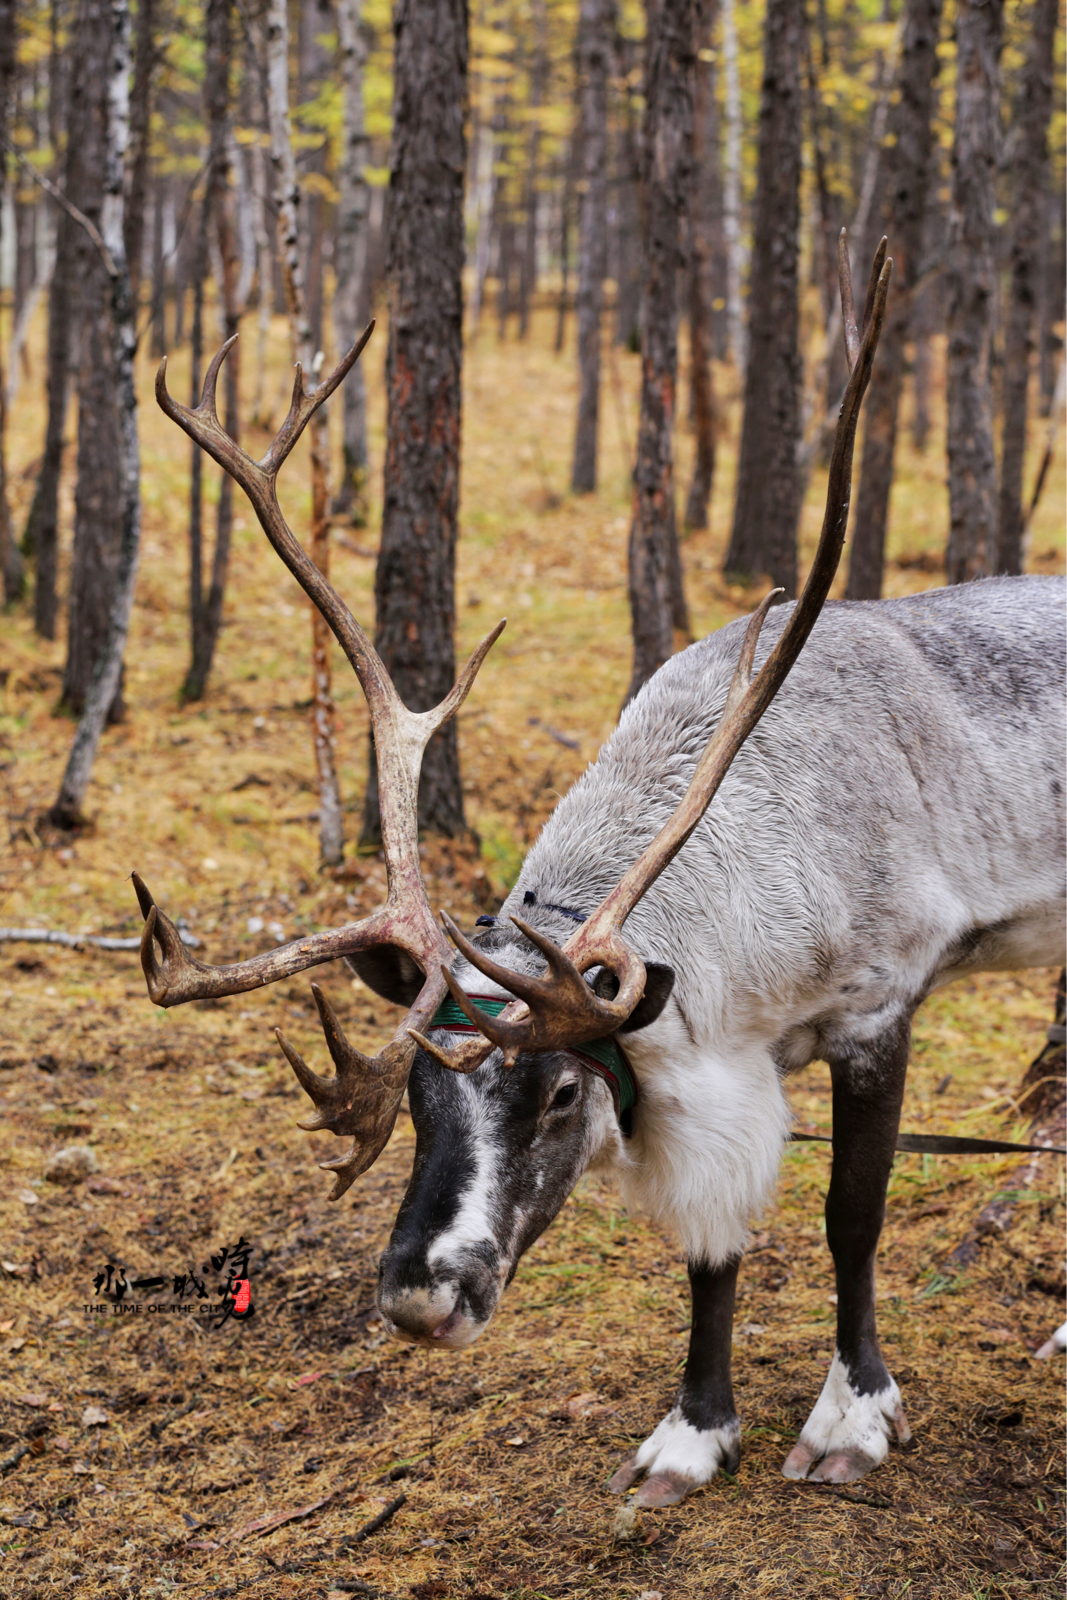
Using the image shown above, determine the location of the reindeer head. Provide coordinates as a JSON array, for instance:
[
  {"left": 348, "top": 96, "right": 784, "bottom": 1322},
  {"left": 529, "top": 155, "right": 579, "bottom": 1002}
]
[{"left": 138, "top": 236, "right": 891, "bottom": 1344}]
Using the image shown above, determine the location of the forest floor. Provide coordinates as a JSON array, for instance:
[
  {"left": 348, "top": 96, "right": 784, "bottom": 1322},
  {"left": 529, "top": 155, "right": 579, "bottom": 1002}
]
[{"left": 0, "top": 299, "right": 1064, "bottom": 1600}]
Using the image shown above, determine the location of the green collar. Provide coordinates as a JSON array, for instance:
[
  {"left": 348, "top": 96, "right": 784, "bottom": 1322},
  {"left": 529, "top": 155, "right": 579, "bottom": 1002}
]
[{"left": 428, "top": 992, "right": 637, "bottom": 1134}]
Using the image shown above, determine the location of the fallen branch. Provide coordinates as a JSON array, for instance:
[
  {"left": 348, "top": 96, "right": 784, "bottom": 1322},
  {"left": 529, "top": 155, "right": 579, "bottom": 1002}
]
[
  {"left": 0, "top": 1443, "right": 30, "bottom": 1475},
  {"left": 339, "top": 1492, "right": 406, "bottom": 1547},
  {"left": 0, "top": 926, "right": 201, "bottom": 952}
]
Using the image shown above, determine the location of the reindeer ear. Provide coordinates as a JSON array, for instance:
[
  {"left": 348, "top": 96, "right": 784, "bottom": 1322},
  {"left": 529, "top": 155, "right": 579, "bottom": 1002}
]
[
  {"left": 344, "top": 949, "right": 426, "bottom": 1008},
  {"left": 591, "top": 963, "right": 675, "bottom": 1033}
]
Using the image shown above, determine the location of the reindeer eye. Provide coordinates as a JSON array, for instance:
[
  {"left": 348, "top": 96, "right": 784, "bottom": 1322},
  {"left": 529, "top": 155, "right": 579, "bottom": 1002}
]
[{"left": 551, "top": 1082, "right": 578, "bottom": 1109}]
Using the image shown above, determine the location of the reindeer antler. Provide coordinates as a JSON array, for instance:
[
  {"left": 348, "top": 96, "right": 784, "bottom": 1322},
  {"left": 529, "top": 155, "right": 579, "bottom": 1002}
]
[
  {"left": 425, "top": 234, "right": 893, "bottom": 1072},
  {"left": 138, "top": 325, "right": 505, "bottom": 1198}
]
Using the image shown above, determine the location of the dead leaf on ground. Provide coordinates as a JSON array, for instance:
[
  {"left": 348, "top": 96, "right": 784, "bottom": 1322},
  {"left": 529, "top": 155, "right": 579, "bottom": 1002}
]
[{"left": 226, "top": 1491, "right": 335, "bottom": 1544}]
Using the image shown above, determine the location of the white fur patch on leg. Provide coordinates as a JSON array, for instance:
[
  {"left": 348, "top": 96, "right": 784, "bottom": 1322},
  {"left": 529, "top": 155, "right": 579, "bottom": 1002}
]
[
  {"left": 608, "top": 1405, "right": 741, "bottom": 1507},
  {"left": 1035, "top": 1321, "right": 1067, "bottom": 1360},
  {"left": 782, "top": 1350, "right": 903, "bottom": 1484}
]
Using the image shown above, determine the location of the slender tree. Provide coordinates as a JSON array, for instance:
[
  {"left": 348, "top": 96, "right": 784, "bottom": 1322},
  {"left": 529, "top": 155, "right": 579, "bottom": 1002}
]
[
  {"left": 267, "top": 0, "right": 345, "bottom": 866},
  {"left": 23, "top": 10, "right": 79, "bottom": 638},
  {"left": 362, "top": 0, "right": 468, "bottom": 838},
  {"left": 720, "top": 0, "right": 744, "bottom": 369},
  {"left": 624, "top": 0, "right": 696, "bottom": 707},
  {"left": 124, "top": 0, "right": 155, "bottom": 310},
  {"left": 996, "top": 0, "right": 1057, "bottom": 576},
  {"left": 845, "top": 0, "right": 943, "bottom": 600},
  {"left": 62, "top": 0, "right": 123, "bottom": 720},
  {"left": 332, "top": 0, "right": 371, "bottom": 524},
  {"left": 683, "top": 0, "right": 717, "bottom": 532},
  {"left": 183, "top": 0, "right": 240, "bottom": 703},
  {"left": 722, "top": 0, "right": 803, "bottom": 593},
  {"left": 49, "top": 0, "right": 140, "bottom": 827},
  {"left": 571, "top": 0, "right": 614, "bottom": 492},
  {"left": 0, "top": 0, "right": 22, "bottom": 602},
  {"left": 944, "top": 0, "right": 1003, "bottom": 585}
]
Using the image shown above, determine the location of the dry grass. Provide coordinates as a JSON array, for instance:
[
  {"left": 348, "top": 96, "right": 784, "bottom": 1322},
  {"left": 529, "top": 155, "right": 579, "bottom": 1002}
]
[{"left": 0, "top": 298, "right": 1064, "bottom": 1599}]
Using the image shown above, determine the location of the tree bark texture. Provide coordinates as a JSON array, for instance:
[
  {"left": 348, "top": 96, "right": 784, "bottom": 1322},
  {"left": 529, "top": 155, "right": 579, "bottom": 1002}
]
[
  {"left": 62, "top": 0, "right": 123, "bottom": 721},
  {"left": 996, "top": 0, "right": 1057, "bottom": 576},
  {"left": 0, "top": 0, "right": 21, "bottom": 603},
  {"left": 50, "top": 0, "right": 141, "bottom": 828},
  {"left": 332, "top": 0, "right": 371, "bottom": 525},
  {"left": 683, "top": 0, "right": 717, "bottom": 532},
  {"left": 267, "top": 0, "right": 344, "bottom": 867},
  {"left": 571, "top": 0, "right": 614, "bottom": 492},
  {"left": 845, "top": 0, "right": 943, "bottom": 600},
  {"left": 722, "top": 0, "right": 802, "bottom": 594},
  {"left": 362, "top": 0, "right": 468, "bottom": 840},
  {"left": 720, "top": 0, "right": 744, "bottom": 369},
  {"left": 944, "top": 0, "right": 1003, "bottom": 586},
  {"left": 624, "top": 0, "right": 696, "bottom": 708},
  {"left": 183, "top": 0, "right": 239, "bottom": 704}
]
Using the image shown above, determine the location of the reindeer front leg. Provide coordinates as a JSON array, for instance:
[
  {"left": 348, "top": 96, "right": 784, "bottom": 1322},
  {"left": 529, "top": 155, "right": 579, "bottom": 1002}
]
[
  {"left": 608, "top": 1256, "right": 742, "bottom": 1507},
  {"left": 783, "top": 1022, "right": 913, "bottom": 1482}
]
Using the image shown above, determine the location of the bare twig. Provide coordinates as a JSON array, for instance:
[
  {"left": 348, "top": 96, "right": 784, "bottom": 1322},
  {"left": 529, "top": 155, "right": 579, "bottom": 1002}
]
[{"left": 0, "top": 136, "right": 115, "bottom": 275}]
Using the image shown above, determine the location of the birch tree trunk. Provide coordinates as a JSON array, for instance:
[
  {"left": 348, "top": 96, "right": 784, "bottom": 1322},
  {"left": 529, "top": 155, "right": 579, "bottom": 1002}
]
[
  {"left": 996, "top": 0, "right": 1057, "bottom": 576},
  {"left": 723, "top": 0, "right": 802, "bottom": 594},
  {"left": 944, "top": 0, "right": 1003, "bottom": 586},
  {"left": 183, "top": 0, "right": 240, "bottom": 703},
  {"left": 267, "top": 0, "right": 344, "bottom": 867},
  {"left": 49, "top": 0, "right": 140, "bottom": 829},
  {"left": 332, "top": 0, "right": 371, "bottom": 524},
  {"left": 624, "top": 0, "right": 696, "bottom": 707},
  {"left": 62, "top": 0, "right": 123, "bottom": 719},
  {"left": 362, "top": 0, "right": 468, "bottom": 839},
  {"left": 845, "top": 0, "right": 943, "bottom": 600},
  {"left": 571, "top": 0, "right": 614, "bottom": 493}
]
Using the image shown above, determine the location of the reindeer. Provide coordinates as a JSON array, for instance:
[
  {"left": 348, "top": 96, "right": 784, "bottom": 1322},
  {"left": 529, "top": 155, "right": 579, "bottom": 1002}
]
[{"left": 135, "top": 239, "right": 1065, "bottom": 1507}]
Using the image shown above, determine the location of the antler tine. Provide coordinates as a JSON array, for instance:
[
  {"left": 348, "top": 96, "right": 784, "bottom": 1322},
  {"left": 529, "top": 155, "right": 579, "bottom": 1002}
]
[
  {"left": 263, "top": 319, "right": 376, "bottom": 481},
  {"left": 838, "top": 229, "right": 860, "bottom": 374},
  {"left": 423, "top": 619, "right": 508, "bottom": 735},
  {"left": 199, "top": 334, "right": 239, "bottom": 419},
  {"left": 423, "top": 237, "right": 894, "bottom": 1075},
  {"left": 861, "top": 237, "right": 889, "bottom": 340}
]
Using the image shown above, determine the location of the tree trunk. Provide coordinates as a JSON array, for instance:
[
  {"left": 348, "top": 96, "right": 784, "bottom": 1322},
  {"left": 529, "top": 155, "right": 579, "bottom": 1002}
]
[
  {"left": 49, "top": 0, "right": 141, "bottom": 828},
  {"left": 62, "top": 0, "right": 123, "bottom": 722},
  {"left": 554, "top": 137, "right": 572, "bottom": 353},
  {"left": 331, "top": 0, "right": 371, "bottom": 525},
  {"left": 624, "top": 0, "right": 696, "bottom": 708},
  {"left": 518, "top": 4, "right": 546, "bottom": 342},
  {"left": 722, "top": 0, "right": 802, "bottom": 594},
  {"left": 0, "top": 0, "right": 21, "bottom": 603},
  {"left": 267, "top": 0, "right": 344, "bottom": 868},
  {"left": 845, "top": 0, "right": 943, "bottom": 600},
  {"left": 148, "top": 175, "right": 167, "bottom": 357},
  {"left": 362, "top": 0, "right": 468, "bottom": 840},
  {"left": 571, "top": 0, "right": 613, "bottom": 493},
  {"left": 944, "top": 0, "right": 1003, "bottom": 586},
  {"left": 24, "top": 37, "right": 81, "bottom": 637},
  {"left": 720, "top": 0, "right": 744, "bottom": 370},
  {"left": 996, "top": 0, "right": 1056, "bottom": 576},
  {"left": 183, "top": 0, "right": 239, "bottom": 704},
  {"left": 683, "top": 0, "right": 717, "bottom": 532},
  {"left": 612, "top": 95, "right": 642, "bottom": 352},
  {"left": 124, "top": 0, "right": 154, "bottom": 311}
]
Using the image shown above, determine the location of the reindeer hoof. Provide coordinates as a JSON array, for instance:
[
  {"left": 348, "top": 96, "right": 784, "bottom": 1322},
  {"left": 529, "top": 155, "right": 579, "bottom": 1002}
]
[
  {"left": 781, "top": 1441, "right": 817, "bottom": 1480},
  {"left": 607, "top": 1455, "right": 641, "bottom": 1494},
  {"left": 633, "top": 1471, "right": 696, "bottom": 1508},
  {"left": 808, "top": 1448, "right": 878, "bottom": 1484}
]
